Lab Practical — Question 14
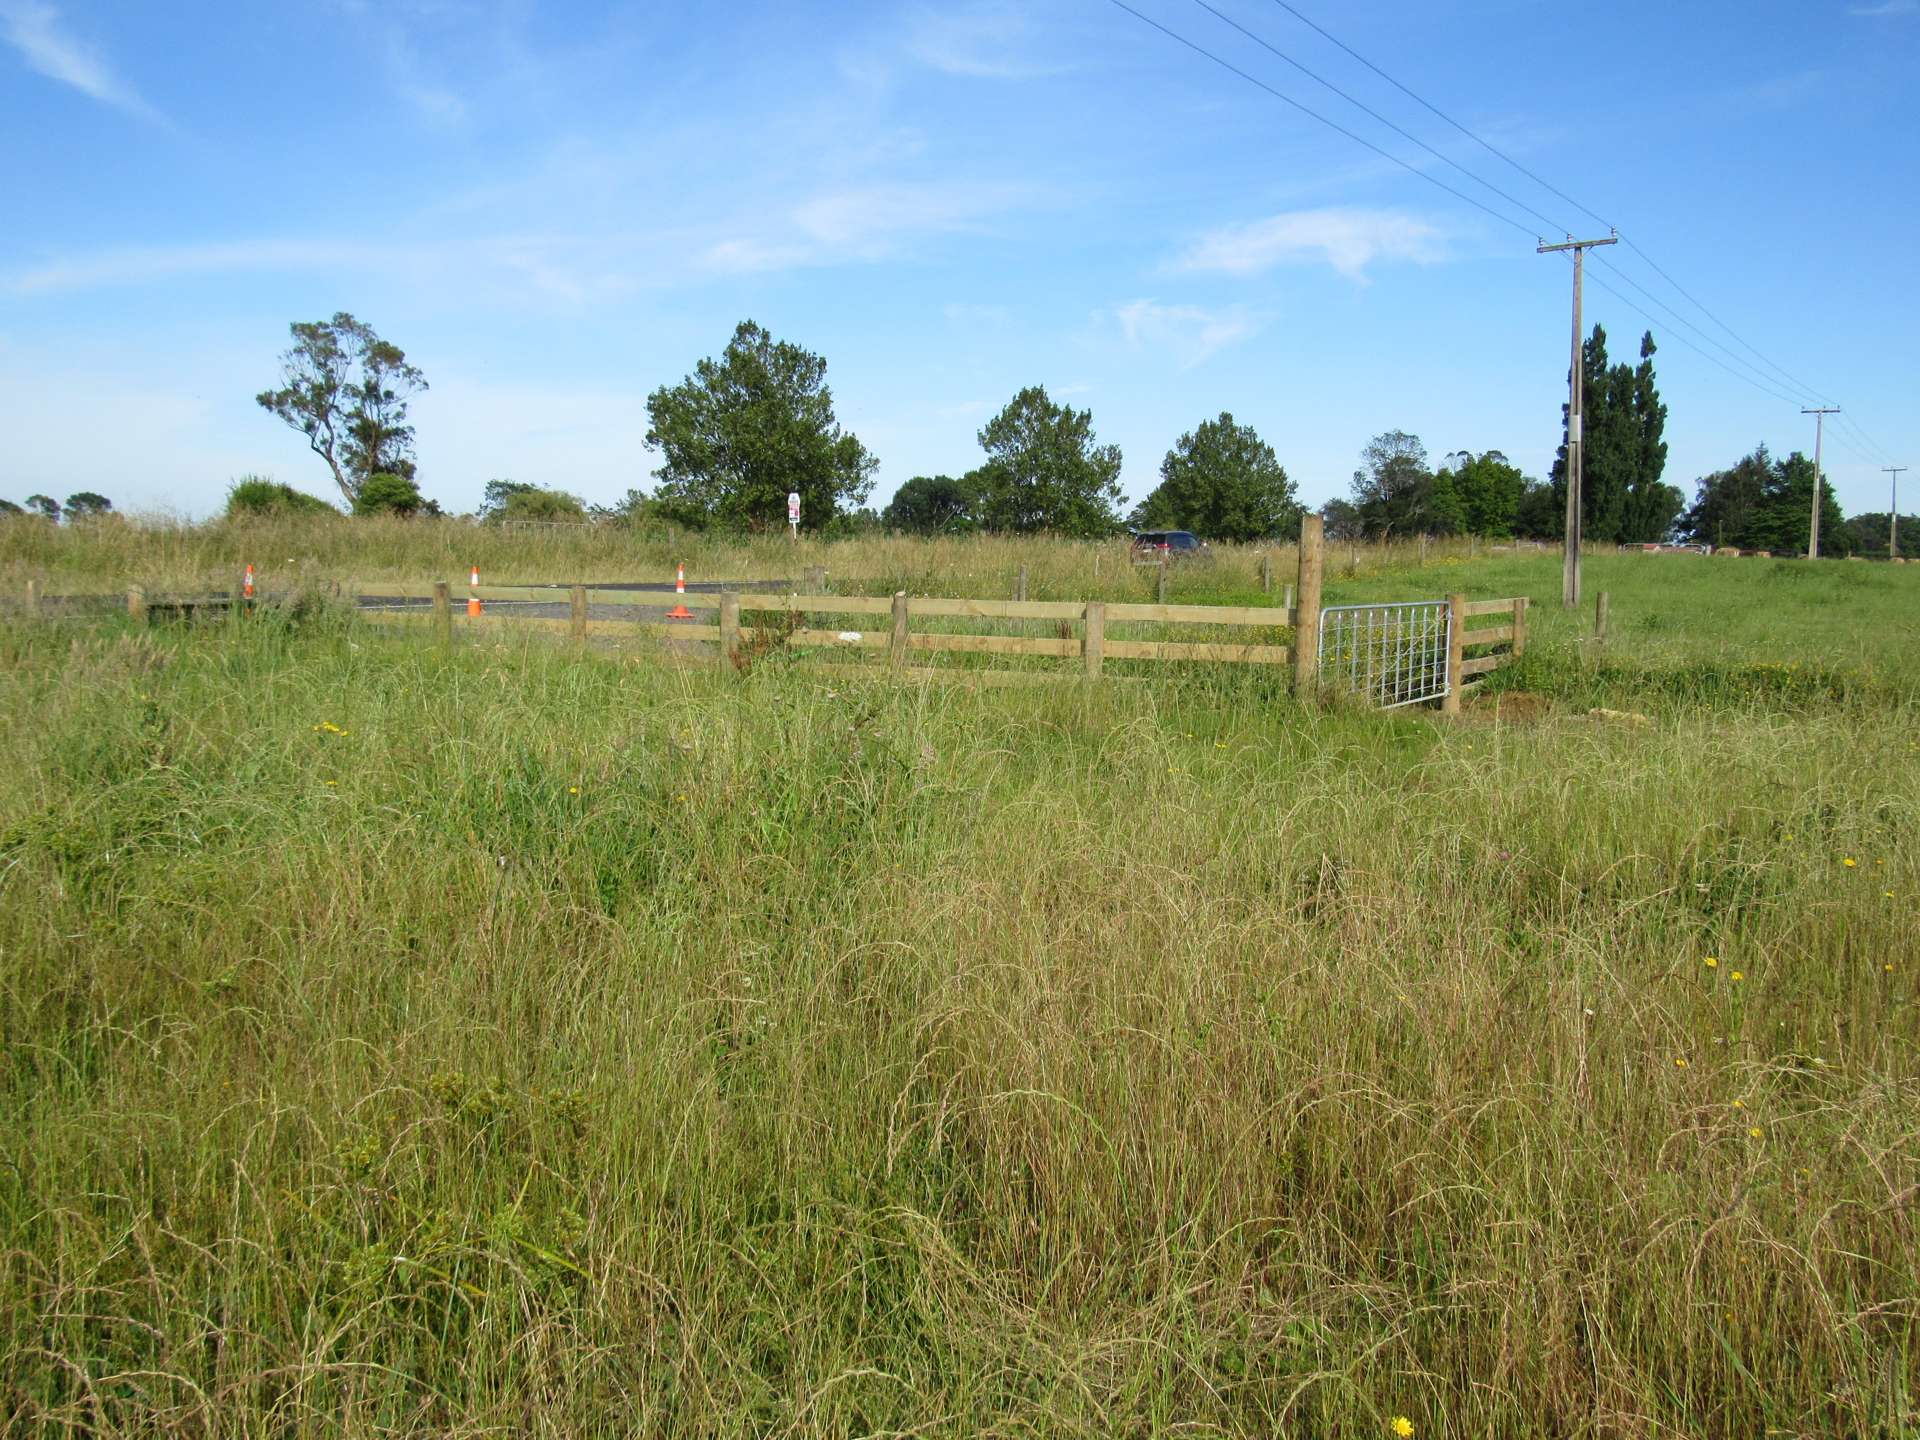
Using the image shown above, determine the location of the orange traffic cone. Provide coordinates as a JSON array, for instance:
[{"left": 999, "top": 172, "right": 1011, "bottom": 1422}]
[
  {"left": 468, "top": 566, "right": 483, "bottom": 617},
  {"left": 666, "top": 562, "right": 693, "bottom": 620},
  {"left": 242, "top": 563, "right": 255, "bottom": 602}
]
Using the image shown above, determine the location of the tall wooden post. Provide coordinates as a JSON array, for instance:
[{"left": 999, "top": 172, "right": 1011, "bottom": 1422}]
[
  {"left": 1511, "top": 596, "right": 1529, "bottom": 658},
  {"left": 570, "top": 584, "right": 588, "bottom": 644},
  {"left": 24, "top": 579, "right": 39, "bottom": 617},
  {"left": 1595, "top": 590, "right": 1610, "bottom": 644},
  {"left": 1261, "top": 552, "right": 1273, "bottom": 593},
  {"left": 889, "top": 592, "right": 909, "bottom": 670},
  {"left": 126, "top": 587, "right": 146, "bottom": 623},
  {"left": 719, "top": 591, "right": 740, "bottom": 666},
  {"left": 1292, "top": 513, "right": 1323, "bottom": 696},
  {"left": 1443, "top": 593, "right": 1467, "bottom": 716},
  {"left": 1015, "top": 565, "right": 1028, "bottom": 603},
  {"left": 1083, "top": 601, "right": 1105, "bottom": 678},
  {"left": 1156, "top": 564, "right": 1168, "bottom": 606},
  {"left": 805, "top": 564, "right": 827, "bottom": 594},
  {"left": 432, "top": 580, "right": 452, "bottom": 649}
]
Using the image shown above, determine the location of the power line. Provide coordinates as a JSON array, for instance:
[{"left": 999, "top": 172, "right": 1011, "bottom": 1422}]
[
  {"left": 1101, "top": 0, "right": 1540, "bottom": 241},
  {"left": 1257, "top": 0, "right": 1847, "bottom": 416},
  {"left": 1186, "top": 0, "right": 1571, "bottom": 239},
  {"left": 1261, "top": 0, "right": 1617, "bottom": 232}
]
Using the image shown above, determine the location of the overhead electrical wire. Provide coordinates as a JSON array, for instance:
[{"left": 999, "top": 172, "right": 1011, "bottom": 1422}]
[{"left": 1107, "top": 0, "right": 1895, "bottom": 468}]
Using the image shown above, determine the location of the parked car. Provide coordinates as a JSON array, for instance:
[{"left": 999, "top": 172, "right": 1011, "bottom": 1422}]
[{"left": 1130, "top": 530, "right": 1209, "bottom": 564}]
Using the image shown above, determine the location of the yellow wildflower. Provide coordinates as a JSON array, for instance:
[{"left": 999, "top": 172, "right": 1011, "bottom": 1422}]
[
  {"left": 1843, "top": 857, "right": 1857, "bottom": 868},
  {"left": 1391, "top": 1419, "right": 1415, "bottom": 1439},
  {"left": 1748, "top": 1126, "right": 1763, "bottom": 1139},
  {"left": 1673, "top": 1056, "right": 1688, "bottom": 1069},
  {"left": 568, "top": 786, "right": 580, "bottom": 795},
  {"left": 1704, "top": 957, "right": 1718, "bottom": 969},
  {"left": 1732, "top": 1098, "right": 1745, "bottom": 1109},
  {"left": 1730, "top": 970, "right": 1745, "bottom": 982}
]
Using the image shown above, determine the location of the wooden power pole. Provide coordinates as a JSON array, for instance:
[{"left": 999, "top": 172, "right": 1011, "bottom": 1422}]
[
  {"left": 1538, "top": 231, "right": 1617, "bottom": 608},
  {"left": 1802, "top": 407, "right": 1839, "bottom": 558},
  {"left": 1885, "top": 466, "right": 1907, "bottom": 558}
]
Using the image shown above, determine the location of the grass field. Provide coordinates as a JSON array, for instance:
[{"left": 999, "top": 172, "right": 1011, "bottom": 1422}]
[{"left": 2, "top": 523, "right": 1917, "bottom": 1436}]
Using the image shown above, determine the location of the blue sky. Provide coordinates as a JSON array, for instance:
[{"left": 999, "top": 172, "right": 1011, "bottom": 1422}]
[{"left": 2, "top": 0, "right": 1914, "bottom": 520}]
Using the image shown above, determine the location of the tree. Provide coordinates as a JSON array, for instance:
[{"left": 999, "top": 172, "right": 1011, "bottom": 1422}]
[
  {"left": 1129, "top": 412, "right": 1299, "bottom": 541},
  {"left": 1436, "top": 450, "right": 1528, "bottom": 537},
  {"left": 1550, "top": 327, "right": 1674, "bottom": 544},
  {"left": 1512, "top": 481, "right": 1561, "bottom": 540},
  {"left": 1677, "top": 446, "right": 1849, "bottom": 555},
  {"left": 645, "top": 320, "right": 876, "bottom": 531},
  {"left": 882, "top": 474, "right": 979, "bottom": 534},
  {"left": 971, "top": 385, "right": 1123, "bottom": 536},
  {"left": 25, "top": 494, "right": 60, "bottom": 521},
  {"left": 0, "top": 500, "right": 23, "bottom": 516},
  {"left": 352, "top": 472, "right": 429, "bottom": 517},
  {"left": 1841, "top": 511, "right": 1920, "bottom": 559},
  {"left": 257, "top": 313, "right": 427, "bottom": 505},
  {"left": 226, "top": 476, "right": 338, "bottom": 517},
  {"left": 1349, "top": 430, "right": 1432, "bottom": 537},
  {"left": 1321, "top": 498, "right": 1364, "bottom": 541}
]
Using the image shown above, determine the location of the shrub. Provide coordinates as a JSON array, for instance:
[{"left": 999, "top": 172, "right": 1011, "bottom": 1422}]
[
  {"left": 352, "top": 473, "right": 429, "bottom": 518},
  {"left": 226, "top": 476, "right": 338, "bottom": 518},
  {"left": 495, "top": 488, "right": 587, "bottom": 524}
]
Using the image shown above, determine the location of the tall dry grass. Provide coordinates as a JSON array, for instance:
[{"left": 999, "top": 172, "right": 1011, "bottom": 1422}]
[{"left": 1, "top": 587, "right": 1915, "bottom": 1435}]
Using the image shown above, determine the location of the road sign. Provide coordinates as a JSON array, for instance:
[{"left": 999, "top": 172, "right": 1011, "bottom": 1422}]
[{"left": 787, "top": 492, "right": 801, "bottom": 524}]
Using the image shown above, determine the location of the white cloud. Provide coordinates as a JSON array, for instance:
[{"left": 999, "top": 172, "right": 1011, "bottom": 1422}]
[
  {"left": 1, "top": 239, "right": 403, "bottom": 296},
  {"left": 904, "top": 2, "right": 1067, "bottom": 79},
  {"left": 702, "top": 181, "right": 1027, "bottom": 274},
  {"left": 1111, "top": 300, "right": 1254, "bottom": 370},
  {"left": 1176, "top": 206, "right": 1445, "bottom": 281},
  {"left": 0, "top": 0, "right": 159, "bottom": 119},
  {"left": 1849, "top": 0, "right": 1916, "bottom": 14}
]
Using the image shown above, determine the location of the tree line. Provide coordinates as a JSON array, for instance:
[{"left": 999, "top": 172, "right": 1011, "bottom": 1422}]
[{"left": 42, "top": 309, "right": 1855, "bottom": 551}]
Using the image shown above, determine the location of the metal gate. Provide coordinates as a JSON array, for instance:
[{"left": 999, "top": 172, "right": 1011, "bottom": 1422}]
[{"left": 1317, "top": 601, "right": 1451, "bottom": 708}]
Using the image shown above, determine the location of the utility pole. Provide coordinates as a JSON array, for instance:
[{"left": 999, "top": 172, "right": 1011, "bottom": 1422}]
[
  {"left": 1539, "top": 231, "right": 1617, "bottom": 607},
  {"left": 1801, "top": 407, "right": 1839, "bottom": 558},
  {"left": 1884, "top": 466, "right": 1908, "bottom": 558}
]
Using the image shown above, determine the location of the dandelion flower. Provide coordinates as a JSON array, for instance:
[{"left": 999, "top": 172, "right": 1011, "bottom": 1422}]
[
  {"left": 1749, "top": 1126, "right": 1763, "bottom": 1139},
  {"left": 1704, "top": 957, "right": 1719, "bottom": 969},
  {"left": 568, "top": 786, "right": 580, "bottom": 795},
  {"left": 1843, "top": 857, "right": 1857, "bottom": 868},
  {"left": 1732, "top": 1098, "right": 1745, "bottom": 1109},
  {"left": 1673, "top": 1056, "right": 1689, "bottom": 1069},
  {"left": 1885, "top": 963, "right": 1895, "bottom": 973},
  {"left": 324, "top": 779, "right": 337, "bottom": 787},
  {"left": 1730, "top": 970, "right": 1745, "bottom": 982},
  {"left": 1391, "top": 1419, "right": 1415, "bottom": 1439}
]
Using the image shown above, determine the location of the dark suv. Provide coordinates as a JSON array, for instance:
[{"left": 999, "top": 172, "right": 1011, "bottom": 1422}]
[{"left": 1131, "top": 530, "right": 1207, "bottom": 563}]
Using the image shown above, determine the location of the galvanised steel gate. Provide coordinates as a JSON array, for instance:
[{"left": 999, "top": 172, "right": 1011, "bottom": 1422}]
[{"left": 1317, "top": 600, "right": 1451, "bottom": 708}]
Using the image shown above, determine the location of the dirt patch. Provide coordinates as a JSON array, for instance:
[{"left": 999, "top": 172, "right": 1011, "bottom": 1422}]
[{"left": 1461, "top": 690, "right": 1552, "bottom": 725}]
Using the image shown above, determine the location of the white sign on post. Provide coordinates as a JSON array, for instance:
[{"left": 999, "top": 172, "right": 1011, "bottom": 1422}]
[{"left": 787, "top": 491, "right": 801, "bottom": 540}]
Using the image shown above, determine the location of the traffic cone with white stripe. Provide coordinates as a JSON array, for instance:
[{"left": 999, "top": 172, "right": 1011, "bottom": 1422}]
[
  {"left": 468, "top": 565, "right": 483, "bottom": 617},
  {"left": 666, "top": 562, "right": 693, "bottom": 620}
]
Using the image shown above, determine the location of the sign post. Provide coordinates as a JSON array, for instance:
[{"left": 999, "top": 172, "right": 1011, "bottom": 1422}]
[{"left": 787, "top": 491, "right": 800, "bottom": 542}]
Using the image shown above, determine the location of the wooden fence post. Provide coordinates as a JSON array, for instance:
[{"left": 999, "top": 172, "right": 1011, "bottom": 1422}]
[
  {"left": 1015, "top": 565, "right": 1028, "bottom": 603},
  {"left": 1595, "top": 590, "right": 1610, "bottom": 644},
  {"left": 1261, "top": 552, "right": 1273, "bottom": 593},
  {"left": 24, "top": 579, "right": 39, "bottom": 617},
  {"left": 1292, "top": 513, "right": 1323, "bottom": 696},
  {"left": 1083, "top": 600, "right": 1105, "bottom": 678},
  {"left": 805, "top": 564, "right": 827, "bottom": 593},
  {"left": 890, "top": 591, "right": 909, "bottom": 670},
  {"left": 1284, "top": 582, "right": 1294, "bottom": 613},
  {"left": 1512, "top": 596, "right": 1529, "bottom": 658},
  {"left": 719, "top": 590, "right": 740, "bottom": 666},
  {"left": 1093, "top": 551, "right": 1102, "bottom": 582},
  {"left": 127, "top": 587, "right": 146, "bottom": 623},
  {"left": 432, "top": 580, "right": 451, "bottom": 649},
  {"left": 570, "top": 584, "right": 588, "bottom": 644},
  {"left": 1156, "top": 564, "right": 1168, "bottom": 605},
  {"left": 1443, "top": 593, "right": 1466, "bottom": 716}
]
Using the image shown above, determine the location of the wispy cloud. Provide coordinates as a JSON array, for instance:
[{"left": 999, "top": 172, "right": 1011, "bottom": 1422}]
[
  {"left": 1848, "top": 0, "right": 1915, "bottom": 15},
  {"left": 903, "top": 2, "right": 1069, "bottom": 79},
  {"left": 1110, "top": 300, "right": 1253, "bottom": 370},
  {"left": 0, "top": 1, "right": 159, "bottom": 120},
  {"left": 702, "top": 181, "right": 1029, "bottom": 274},
  {"left": 1176, "top": 206, "right": 1445, "bottom": 281}
]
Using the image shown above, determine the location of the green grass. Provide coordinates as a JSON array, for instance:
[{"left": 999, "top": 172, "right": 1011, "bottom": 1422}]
[{"left": 2, "top": 540, "right": 1918, "bottom": 1436}]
